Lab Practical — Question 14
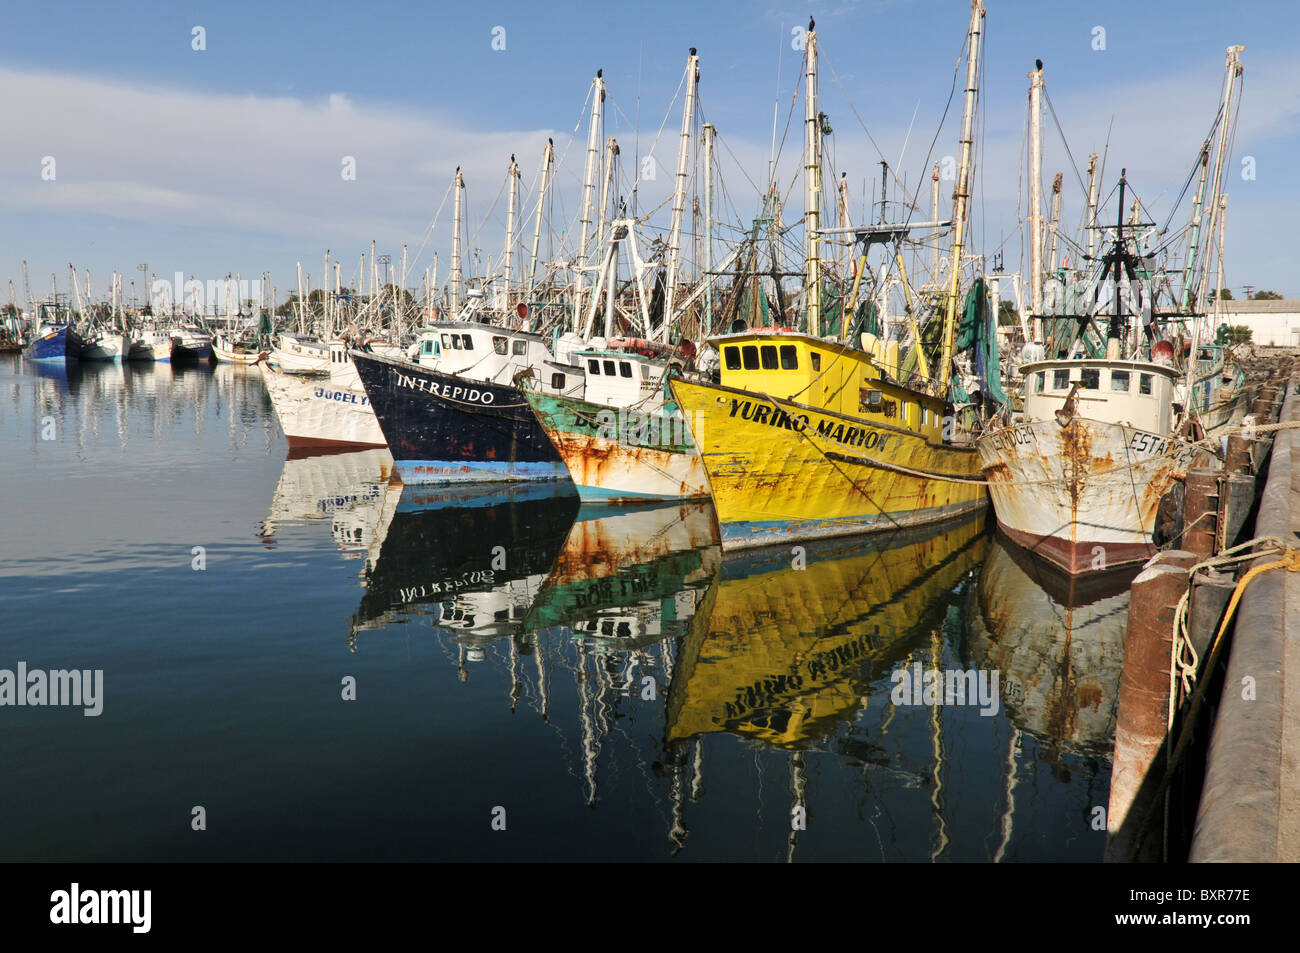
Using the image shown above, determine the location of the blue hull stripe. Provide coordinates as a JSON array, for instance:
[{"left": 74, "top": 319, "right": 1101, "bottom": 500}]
[
  {"left": 719, "top": 499, "right": 988, "bottom": 550},
  {"left": 395, "top": 459, "right": 570, "bottom": 485}
]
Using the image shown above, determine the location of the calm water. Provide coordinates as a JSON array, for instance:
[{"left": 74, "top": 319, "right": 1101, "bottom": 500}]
[{"left": 0, "top": 356, "right": 1128, "bottom": 861}]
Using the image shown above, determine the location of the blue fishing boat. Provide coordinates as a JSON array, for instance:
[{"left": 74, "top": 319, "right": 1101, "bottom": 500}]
[
  {"left": 352, "top": 348, "right": 569, "bottom": 485},
  {"left": 22, "top": 304, "right": 83, "bottom": 363},
  {"left": 350, "top": 323, "right": 584, "bottom": 485}
]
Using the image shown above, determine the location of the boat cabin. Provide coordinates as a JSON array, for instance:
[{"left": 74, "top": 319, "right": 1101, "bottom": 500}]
[
  {"left": 409, "top": 322, "right": 584, "bottom": 397},
  {"left": 574, "top": 348, "right": 669, "bottom": 408},
  {"left": 1020, "top": 358, "right": 1179, "bottom": 434},
  {"left": 709, "top": 329, "right": 946, "bottom": 442}
]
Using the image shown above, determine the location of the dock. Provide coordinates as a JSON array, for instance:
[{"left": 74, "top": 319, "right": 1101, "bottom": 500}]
[
  {"left": 1190, "top": 362, "right": 1300, "bottom": 861},
  {"left": 1105, "top": 351, "right": 1300, "bottom": 862}
]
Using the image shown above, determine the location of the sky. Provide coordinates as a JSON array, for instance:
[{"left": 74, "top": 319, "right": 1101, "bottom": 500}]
[{"left": 0, "top": 0, "right": 1296, "bottom": 312}]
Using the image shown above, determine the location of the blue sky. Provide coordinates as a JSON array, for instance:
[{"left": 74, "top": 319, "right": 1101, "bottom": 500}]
[{"left": 1, "top": 0, "right": 1296, "bottom": 310}]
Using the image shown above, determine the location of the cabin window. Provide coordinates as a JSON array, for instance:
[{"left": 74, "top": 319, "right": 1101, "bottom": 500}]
[
  {"left": 588, "top": 359, "right": 600, "bottom": 375},
  {"left": 1053, "top": 369, "right": 1070, "bottom": 390},
  {"left": 724, "top": 346, "right": 741, "bottom": 370},
  {"left": 551, "top": 373, "right": 565, "bottom": 390},
  {"left": 493, "top": 336, "right": 508, "bottom": 354},
  {"left": 1035, "top": 372, "right": 1044, "bottom": 393},
  {"left": 441, "top": 333, "right": 452, "bottom": 349},
  {"left": 780, "top": 345, "right": 798, "bottom": 369},
  {"left": 811, "top": 352, "right": 821, "bottom": 372},
  {"left": 1081, "top": 369, "right": 1100, "bottom": 389},
  {"left": 619, "top": 362, "right": 633, "bottom": 378},
  {"left": 1110, "top": 370, "right": 1131, "bottom": 392},
  {"left": 513, "top": 339, "right": 527, "bottom": 356},
  {"left": 1139, "top": 373, "right": 1153, "bottom": 395},
  {"left": 603, "top": 360, "right": 616, "bottom": 376},
  {"left": 420, "top": 340, "right": 434, "bottom": 355},
  {"left": 742, "top": 346, "right": 760, "bottom": 370},
  {"left": 760, "top": 345, "right": 779, "bottom": 369},
  {"left": 461, "top": 334, "right": 474, "bottom": 350}
]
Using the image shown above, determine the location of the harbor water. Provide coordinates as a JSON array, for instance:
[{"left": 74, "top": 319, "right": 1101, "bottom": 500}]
[{"left": 0, "top": 356, "right": 1127, "bottom": 861}]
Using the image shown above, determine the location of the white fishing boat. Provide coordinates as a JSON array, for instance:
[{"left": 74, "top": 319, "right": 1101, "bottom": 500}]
[
  {"left": 213, "top": 334, "right": 267, "bottom": 365},
  {"left": 272, "top": 332, "right": 331, "bottom": 374},
  {"left": 259, "top": 343, "right": 387, "bottom": 451},
  {"left": 126, "top": 326, "right": 174, "bottom": 362},
  {"left": 80, "top": 328, "right": 129, "bottom": 362}
]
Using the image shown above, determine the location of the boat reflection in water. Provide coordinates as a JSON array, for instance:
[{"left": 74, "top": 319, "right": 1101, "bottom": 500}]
[
  {"left": 663, "top": 512, "right": 991, "bottom": 858},
  {"left": 970, "top": 531, "right": 1135, "bottom": 760},
  {"left": 258, "top": 448, "right": 401, "bottom": 562},
  {"left": 525, "top": 501, "right": 720, "bottom": 649},
  {"left": 349, "top": 483, "right": 580, "bottom": 651}
]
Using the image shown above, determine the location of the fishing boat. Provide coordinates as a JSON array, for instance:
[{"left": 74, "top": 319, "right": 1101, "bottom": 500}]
[
  {"left": 259, "top": 341, "right": 388, "bottom": 451},
  {"left": 351, "top": 322, "right": 585, "bottom": 485},
  {"left": 976, "top": 178, "right": 1218, "bottom": 574},
  {"left": 272, "top": 332, "right": 330, "bottom": 373},
  {"left": 671, "top": 13, "right": 991, "bottom": 550},
  {"left": 22, "top": 301, "right": 83, "bottom": 363},
  {"left": 213, "top": 335, "right": 267, "bottom": 365},
  {"left": 80, "top": 326, "right": 129, "bottom": 362},
  {"left": 126, "top": 325, "right": 174, "bottom": 362},
  {"left": 524, "top": 338, "right": 708, "bottom": 502},
  {"left": 980, "top": 50, "right": 1250, "bottom": 575},
  {"left": 169, "top": 324, "right": 214, "bottom": 363}
]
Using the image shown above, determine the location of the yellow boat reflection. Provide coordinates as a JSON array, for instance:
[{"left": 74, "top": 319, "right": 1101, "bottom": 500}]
[{"left": 666, "top": 511, "right": 988, "bottom": 748}]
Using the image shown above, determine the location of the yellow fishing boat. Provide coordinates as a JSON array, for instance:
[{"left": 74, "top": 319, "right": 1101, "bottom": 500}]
[
  {"left": 670, "top": 10, "right": 989, "bottom": 551},
  {"left": 672, "top": 331, "right": 986, "bottom": 549}
]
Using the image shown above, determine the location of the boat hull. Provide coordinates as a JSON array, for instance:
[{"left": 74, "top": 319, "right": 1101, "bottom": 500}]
[
  {"left": 171, "top": 341, "right": 213, "bottom": 363},
  {"left": 523, "top": 389, "right": 710, "bottom": 502},
  {"left": 975, "top": 417, "right": 1215, "bottom": 574},
  {"left": 351, "top": 350, "right": 568, "bottom": 485},
  {"left": 670, "top": 377, "right": 988, "bottom": 550},
  {"left": 261, "top": 364, "right": 387, "bottom": 450},
  {"left": 23, "top": 326, "right": 83, "bottom": 363},
  {"left": 213, "top": 337, "right": 266, "bottom": 365},
  {"left": 81, "top": 332, "right": 128, "bottom": 362}
]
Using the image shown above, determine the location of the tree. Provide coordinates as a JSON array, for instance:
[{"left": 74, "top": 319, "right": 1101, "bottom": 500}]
[
  {"left": 1220, "top": 324, "right": 1252, "bottom": 345},
  {"left": 1252, "top": 290, "right": 1282, "bottom": 300},
  {"left": 997, "top": 299, "right": 1019, "bottom": 326},
  {"left": 1209, "top": 287, "right": 1233, "bottom": 302}
]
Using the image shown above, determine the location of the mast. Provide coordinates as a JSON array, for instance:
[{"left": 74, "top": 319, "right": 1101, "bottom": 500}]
[
  {"left": 664, "top": 48, "right": 699, "bottom": 341},
  {"left": 504, "top": 154, "right": 520, "bottom": 311},
  {"left": 575, "top": 70, "right": 606, "bottom": 329},
  {"left": 1047, "top": 172, "right": 1063, "bottom": 273},
  {"left": 837, "top": 171, "right": 851, "bottom": 286},
  {"left": 938, "top": 0, "right": 984, "bottom": 388},
  {"left": 598, "top": 138, "right": 619, "bottom": 260},
  {"left": 1180, "top": 146, "right": 1211, "bottom": 311},
  {"left": 1084, "top": 152, "right": 1101, "bottom": 263},
  {"left": 1195, "top": 45, "right": 1245, "bottom": 312},
  {"left": 702, "top": 122, "right": 716, "bottom": 337},
  {"left": 803, "top": 21, "right": 822, "bottom": 337},
  {"left": 932, "top": 163, "right": 942, "bottom": 282},
  {"left": 450, "top": 167, "right": 464, "bottom": 319},
  {"left": 527, "top": 138, "right": 554, "bottom": 303},
  {"left": 296, "top": 261, "right": 305, "bottom": 333},
  {"left": 1028, "top": 59, "right": 1044, "bottom": 315}
]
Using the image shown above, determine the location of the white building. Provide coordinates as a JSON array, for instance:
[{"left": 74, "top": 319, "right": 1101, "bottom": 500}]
[{"left": 1217, "top": 299, "right": 1300, "bottom": 346}]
